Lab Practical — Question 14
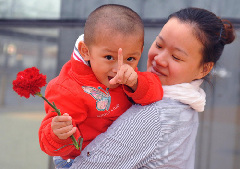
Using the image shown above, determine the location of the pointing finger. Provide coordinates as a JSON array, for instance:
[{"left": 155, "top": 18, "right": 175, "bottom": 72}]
[{"left": 118, "top": 48, "right": 123, "bottom": 71}]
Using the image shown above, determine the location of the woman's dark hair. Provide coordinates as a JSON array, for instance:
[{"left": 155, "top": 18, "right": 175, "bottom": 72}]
[{"left": 169, "top": 7, "right": 235, "bottom": 65}]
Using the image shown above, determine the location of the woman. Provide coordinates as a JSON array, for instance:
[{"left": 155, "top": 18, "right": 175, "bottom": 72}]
[{"left": 69, "top": 7, "right": 235, "bottom": 169}]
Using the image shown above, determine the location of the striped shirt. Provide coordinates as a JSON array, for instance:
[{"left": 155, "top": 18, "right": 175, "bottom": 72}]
[{"left": 70, "top": 98, "right": 199, "bottom": 169}]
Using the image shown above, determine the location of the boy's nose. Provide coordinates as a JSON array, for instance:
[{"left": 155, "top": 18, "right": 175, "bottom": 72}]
[
  {"left": 112, "top": 63, "right": 119, "bottom": 73},
  {"left": 112, "top": 68, "right": 118, "bottom": 73}
]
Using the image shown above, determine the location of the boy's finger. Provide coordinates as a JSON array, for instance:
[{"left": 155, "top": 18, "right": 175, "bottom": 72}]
[
  {"left": 118, "top": 48, "right": 123, "bottom": 70},
  {"left": 53, "top": 115, "right": 72, "bottom": 123},
  {"left": 109, "top": 75, "right": 118, "bottom": 85},
  {"left": 56, "top": 126, "right": 76, "bottom": 140}
]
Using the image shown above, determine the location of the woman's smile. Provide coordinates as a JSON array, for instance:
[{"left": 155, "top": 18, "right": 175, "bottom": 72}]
[
  {"left": 149, "top": 60, "right": 167, "bottom": 77},
  {"left": 151, "top": 66, "right": 166, "bottom": 77}
]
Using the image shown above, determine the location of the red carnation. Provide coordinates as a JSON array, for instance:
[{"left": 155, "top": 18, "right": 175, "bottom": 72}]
[
  {"left": 12, "top": 67, "right": 47, "bottom": 98},
  {"left": 12, "top": 67, "right": 82, "bottom": 151}
]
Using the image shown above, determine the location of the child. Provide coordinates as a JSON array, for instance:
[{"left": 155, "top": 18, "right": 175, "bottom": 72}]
[{"left": 39, "top": 4, "right": 163, "bottom": 168}]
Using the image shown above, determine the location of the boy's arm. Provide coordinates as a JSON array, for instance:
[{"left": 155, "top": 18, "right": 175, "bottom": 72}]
[
  {"left": 39, "top": 81, "right": 86, "bottom": 158},
  {"left": 123, "top": 71, "right": 163, "bottom": 105},
  {"left": 109, "top": 48, "right": 163, "bottom": 105},
  {"left": 39, "top": 113, "right": 80, "bottom": 157}
]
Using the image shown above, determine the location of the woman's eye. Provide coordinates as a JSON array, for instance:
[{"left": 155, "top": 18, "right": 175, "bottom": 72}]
[
  {"left": 105, "top": 55, "right": 113, "bottom": 60},
  {"left": 127, "top": 57, "right": 135, "bottom": 61},
  {"left": 172, "top": 55, "right": 181, "bottom": 61},
  {"left": 156, "top": 42, "right": 162, "bottom": 49}
]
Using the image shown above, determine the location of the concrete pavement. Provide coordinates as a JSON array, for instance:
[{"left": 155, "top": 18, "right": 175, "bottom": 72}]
[{"left": 0, "top": 108, "right": 49, "bottom": 169}]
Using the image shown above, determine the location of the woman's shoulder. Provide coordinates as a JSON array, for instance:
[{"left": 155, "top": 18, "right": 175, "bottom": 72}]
[
  {"left": 134, "top": 98, "right": 198, "bottom": 123},
  {"left": 140, "top": 98, "right": 192, "bottom": 111},
  {"left": 125, "top": 98, "right": 194, "bottom": 116},
  {"left": 155, "top": 98, "right": 191, "bottom": 109}
]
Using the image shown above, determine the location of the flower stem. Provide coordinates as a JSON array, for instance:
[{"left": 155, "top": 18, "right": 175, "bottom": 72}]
[
  {"left": 70, "top": 135, "right": 80, "bottom": 150},
  {"left": 37, "top": 93, "right": 61, "bottom": 116},
  {"left": 35, "top": 92, "right": 81, "bottom": 150}
]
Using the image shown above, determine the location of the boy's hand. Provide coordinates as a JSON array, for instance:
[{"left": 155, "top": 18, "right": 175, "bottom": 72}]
[
  {"left": 51, "top": 113, "right": 77, "bottom": 140},
  {"left": 109, "top": 48, "right": 138, "bottom": 91}
]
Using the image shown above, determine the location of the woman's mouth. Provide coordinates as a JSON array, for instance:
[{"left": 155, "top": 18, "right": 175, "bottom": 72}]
[{"left": 151, "top": 66, "right": 166, "bottom": 77}]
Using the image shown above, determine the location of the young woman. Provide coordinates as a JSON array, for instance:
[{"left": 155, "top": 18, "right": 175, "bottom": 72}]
[{"left": 69, "top": 7, "right": 235, "bottom": 169}]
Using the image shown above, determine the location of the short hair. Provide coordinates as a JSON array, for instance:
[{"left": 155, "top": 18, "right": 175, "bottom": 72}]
[{"left": 84, "top": 4, "right": 144, "bottom": 47}]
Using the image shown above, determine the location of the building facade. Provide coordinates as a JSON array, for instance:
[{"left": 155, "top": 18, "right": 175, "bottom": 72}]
[{"left": 0, "top": 1, "right": 239, "bottom": 169}]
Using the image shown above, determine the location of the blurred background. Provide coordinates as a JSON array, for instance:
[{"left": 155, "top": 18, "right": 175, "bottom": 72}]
[{"left": 0, "top": 0, "right": 239, "bottom": 169}]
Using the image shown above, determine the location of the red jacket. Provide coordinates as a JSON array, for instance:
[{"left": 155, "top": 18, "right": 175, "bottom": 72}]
[{"left": 39, "top": 55, "right": 163, "bottom": 159}]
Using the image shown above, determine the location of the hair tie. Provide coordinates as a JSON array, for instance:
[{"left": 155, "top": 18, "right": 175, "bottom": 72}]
[{"left": 218, "top": 27, "right": 223, "bottom": 41}]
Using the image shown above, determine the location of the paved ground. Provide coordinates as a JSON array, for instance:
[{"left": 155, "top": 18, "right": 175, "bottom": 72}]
[{"left": 0, "top": 107, "right": 49, "bottom": 169}]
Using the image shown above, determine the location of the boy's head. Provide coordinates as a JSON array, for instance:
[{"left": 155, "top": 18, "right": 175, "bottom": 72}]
[
  {"left": 78, "top": 4, "right": 144, "bottom": 88},
  {"left": 84, "top": 4, "right": 144, "bottom": 47}
]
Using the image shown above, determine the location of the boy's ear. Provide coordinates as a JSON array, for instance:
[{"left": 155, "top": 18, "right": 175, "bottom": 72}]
[{"left": 78, "top": 41, "right": 90, "bottom": 61}]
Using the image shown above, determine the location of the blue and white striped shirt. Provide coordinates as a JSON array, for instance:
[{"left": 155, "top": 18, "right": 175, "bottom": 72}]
[
  {"left": 69, "top": 80, "right": 205, "bottom": 169},
  {"left": 70, "top": 98, "right": 199, "bottom": 169}
]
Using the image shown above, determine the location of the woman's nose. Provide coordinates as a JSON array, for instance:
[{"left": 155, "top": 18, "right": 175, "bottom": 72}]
[{"left": 154, "top": 53, "right": 168, "bottom": 67}]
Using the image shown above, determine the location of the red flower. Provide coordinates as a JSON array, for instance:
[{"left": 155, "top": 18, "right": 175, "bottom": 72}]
[
  {"left": 12, "top": 67, "right": 82, "bottom": 151},
  {"left": 12, "top": 67, "right": 47, "bottom": 98}
]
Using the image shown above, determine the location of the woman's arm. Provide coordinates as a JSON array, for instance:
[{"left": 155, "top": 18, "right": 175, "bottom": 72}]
[
  {"left": 70, "top": 103, "right": 162, "bottom": 169},
  {"left": 70, "top": 99, "right": 199, "bottom": 169}
]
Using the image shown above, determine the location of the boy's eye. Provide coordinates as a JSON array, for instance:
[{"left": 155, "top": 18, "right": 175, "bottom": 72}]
[
  {"left": 105, "top": 55, "right": 113, "bottom": 60},
  {"left": 127, "top": 57, "right": 135, "bottom": 61}
]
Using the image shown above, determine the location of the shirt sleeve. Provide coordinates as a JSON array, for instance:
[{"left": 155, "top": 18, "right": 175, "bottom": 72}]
[
  {"left": 39, "top": 80, "right": 87, "bottom": 159},
  {"left": 123, "top": 71, "right": 163, "bottom": 106},
  {"left": 70, "top": 103, "right": 162, "bottom": 169}
]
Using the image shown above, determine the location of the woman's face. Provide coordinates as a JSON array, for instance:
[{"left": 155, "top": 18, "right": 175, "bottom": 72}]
[{"left": 147, "top": 18, "right": 206, "bottom": 85}]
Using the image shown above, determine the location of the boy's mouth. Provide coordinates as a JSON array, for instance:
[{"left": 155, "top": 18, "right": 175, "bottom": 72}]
[{"left": 108, "top": 76, "right": 114, "bottom": 81}]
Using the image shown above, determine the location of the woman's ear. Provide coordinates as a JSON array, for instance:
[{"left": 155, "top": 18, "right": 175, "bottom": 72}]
[
  {"left": 196, "top": 62, "right": 214, "bottom": 80},
  {"left": 202, "top": 62, "right": 214, "bottom": 77},
  {"left": 78, "top": 41, "right": 90, "bottom": 61}
]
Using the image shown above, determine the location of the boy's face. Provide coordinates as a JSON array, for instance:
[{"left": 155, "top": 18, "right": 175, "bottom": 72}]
[{"left": 85, "top": 32, "right": 143, "bottom": 88}]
